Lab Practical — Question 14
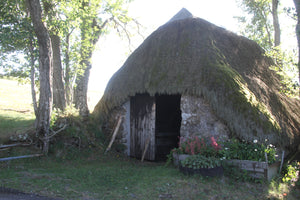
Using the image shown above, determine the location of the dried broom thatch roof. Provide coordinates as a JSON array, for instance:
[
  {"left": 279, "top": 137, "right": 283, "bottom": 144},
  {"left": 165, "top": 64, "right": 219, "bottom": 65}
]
[{"left": 93, "top": 10, "right": 300, "bottom": 150}]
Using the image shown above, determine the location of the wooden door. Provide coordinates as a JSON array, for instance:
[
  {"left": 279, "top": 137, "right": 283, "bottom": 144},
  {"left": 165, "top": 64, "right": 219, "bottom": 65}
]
[{"left": 130, "top": 94, "right": 156, "bottom": 160}]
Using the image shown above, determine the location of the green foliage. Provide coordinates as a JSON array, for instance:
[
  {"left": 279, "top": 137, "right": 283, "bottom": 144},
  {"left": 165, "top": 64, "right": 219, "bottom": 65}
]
[
  {"left": 282, "top": 161, "right": 300, "bottom": 184},
  {"left": 236, "top": 0, "right": 299, "bottom": 97},
  {"left": 220, "top": 139, "right": 277, "bottom": 164},
  {"left": 50, "top": 105, "right": 80, "bottom": 128},
  {"left": 0, "top": 0, "right": 38, "bottom": 79},
  {"left": 1, "top": 0, "right": 138, "bottom": 111},
  {"left": 180, "top": 155, "right": 222, "bottom": 169},
  {"left": 266, "top": 46, "right": 299, "bottom": 97},
  {"left": 172, "top": 136, "right": 277, "bottom": 164},
  {"left": 235, "top": 0, "right": 274, "bottom": 50}
]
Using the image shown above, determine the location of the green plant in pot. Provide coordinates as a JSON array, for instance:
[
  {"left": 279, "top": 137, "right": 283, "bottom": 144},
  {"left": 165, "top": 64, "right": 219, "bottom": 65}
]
[
  {"left": 180, "top": 154, "right": 223, "bottom": 177},
  {"left": 171, "top": 136, "right": 222, "bottom": 166}
]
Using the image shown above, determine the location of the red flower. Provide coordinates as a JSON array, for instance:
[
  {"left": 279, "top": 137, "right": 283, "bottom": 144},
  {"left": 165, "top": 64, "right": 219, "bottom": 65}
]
[{"left": 210, "top": 136, "right": 220, "bottom": 151}]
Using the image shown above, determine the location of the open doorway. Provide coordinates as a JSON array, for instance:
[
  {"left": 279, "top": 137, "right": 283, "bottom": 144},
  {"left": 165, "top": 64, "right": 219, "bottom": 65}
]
[{"left": 155, "top": 94, "right": 181, "bottom": 161}]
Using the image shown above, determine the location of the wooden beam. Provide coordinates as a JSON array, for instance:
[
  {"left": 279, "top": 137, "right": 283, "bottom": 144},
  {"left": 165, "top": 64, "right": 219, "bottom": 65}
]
[
  {"left": 279, "top": 150, "right": 285, "bottom": 173},
  {"left": 0, "top": 154, "right": 43, "bottom": 162},
  {"left": 105, "top": 116, "right": 123, "bottom": 154},
  {"left": 0, "top": 143, "right": 31, "bottom": 149},
  {"left": 141, "top": 137, "right": 151, "bottom": 162}
]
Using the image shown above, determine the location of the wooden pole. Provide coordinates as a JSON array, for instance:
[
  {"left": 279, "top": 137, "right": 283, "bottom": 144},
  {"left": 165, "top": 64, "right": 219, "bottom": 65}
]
[
  {"left": 141, "top": 137, "right": 151, "bottom": 162},
  {"left": 279, "top": 150, "right": 285, "bottom": 173},
  {"left": 0, "top": 143, "right": 31, "bottom": 149},
  {"left": 0, "top": 154, "right": 43, "bottom": 162},
  {"left": 265, "top": 152, "right": 268, "bottom": 164},
  {"left": 105, "top": 116, "right": 123, "bottom": 154}
]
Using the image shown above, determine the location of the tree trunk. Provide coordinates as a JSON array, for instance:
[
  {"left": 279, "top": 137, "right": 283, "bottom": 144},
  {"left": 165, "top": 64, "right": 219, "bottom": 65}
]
[
  {"left": 51, "top": 34, "right": 66, "bottom": 110},
  {"left": 64, "top": 32, "right": 73, "bottom": 106},
  {"left": 27, "top": 0, "right": 53, "bottom": 155},
  {"left": 29, "top": 38, "right": 38, "bottom": 118},
  {"left": 272, "top": 0, "right": 281, "bottom": 47},
  {"left": 73, "top": 4, "right": 111, "bottom": 118},
  {"left": 294, "top": 0, "right": 300, "bottom": 96},
  {"left": 74, "top": 11, "right": 91, "bottom": 118},
  {"left": 74, "top": 60, "right": 91, "bottom": 118}
]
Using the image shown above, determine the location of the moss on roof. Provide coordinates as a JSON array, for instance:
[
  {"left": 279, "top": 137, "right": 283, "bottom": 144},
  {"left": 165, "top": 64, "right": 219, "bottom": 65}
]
[{"left": 93, "top": 17, "right": 300, "bottom": 150}]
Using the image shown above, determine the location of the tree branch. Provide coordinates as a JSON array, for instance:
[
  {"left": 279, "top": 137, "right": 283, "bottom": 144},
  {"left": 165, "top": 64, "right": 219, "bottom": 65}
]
[{"left": 39, "top": 124, "right": 68, "bottom": 141}]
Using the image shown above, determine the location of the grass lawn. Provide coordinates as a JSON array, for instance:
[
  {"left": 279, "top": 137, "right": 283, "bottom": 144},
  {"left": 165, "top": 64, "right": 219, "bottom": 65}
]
[
  {"left": 0, "top": 78, "right": 35, "bottom": 143},
  {"left": 1, "top": 149, "right": 299, "bottom": 200},
  {"left": 0, "top": 78, "right": 101, "bottom": 143}
]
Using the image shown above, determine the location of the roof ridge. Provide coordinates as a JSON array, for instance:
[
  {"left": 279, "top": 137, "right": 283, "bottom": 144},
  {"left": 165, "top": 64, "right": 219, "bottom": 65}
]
[{"left": 168, "top": 8, "right": 194, "bottom": 23}]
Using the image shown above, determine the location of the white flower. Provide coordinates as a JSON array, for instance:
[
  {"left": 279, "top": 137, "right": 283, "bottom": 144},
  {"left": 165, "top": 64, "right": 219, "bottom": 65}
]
[
  {"left": 265, "top": 139, "right": 268, "bottom": 142},
  {"left": 253, "top": 139, "right": 258, "bottom": 143},
  {"left": 225, "top": 147, "right": 229, "bottom": 150},
  {"left": 254, "top": 149, "right": 257, "bottom": 152}
]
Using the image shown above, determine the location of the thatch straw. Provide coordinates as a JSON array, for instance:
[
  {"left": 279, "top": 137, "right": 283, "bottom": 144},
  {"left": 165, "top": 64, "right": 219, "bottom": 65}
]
[{"left": 93, "top": 16, "right": 300, "bottom": 150}]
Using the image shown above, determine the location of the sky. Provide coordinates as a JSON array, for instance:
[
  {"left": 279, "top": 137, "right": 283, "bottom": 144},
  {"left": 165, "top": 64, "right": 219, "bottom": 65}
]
[{"left": 89, "top": 0, "right": 296, "bottom": 99}]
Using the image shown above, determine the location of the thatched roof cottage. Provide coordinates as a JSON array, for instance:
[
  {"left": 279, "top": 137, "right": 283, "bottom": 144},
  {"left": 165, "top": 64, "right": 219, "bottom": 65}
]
[{"left": 93, "top": 8, "right": 300, "bottom": 161}]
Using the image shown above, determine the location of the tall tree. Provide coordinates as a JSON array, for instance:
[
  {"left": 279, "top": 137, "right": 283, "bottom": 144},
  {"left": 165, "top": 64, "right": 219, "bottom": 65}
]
[
  {"left": 44, "top": 1, "right": 66, "bottom": 110},
  {"left": 26, "top": 0, "right": 53, "bottom": 154},
  {"left": 272, "top": 0, "right": 281, "bottom": 47},
  {"left": 236, "top": 0, "right": 299, "bottom": 96},
  {"left": 51, "top": 34, "right": 66, "bottom": 110},
  {"left": 0, "top": 0, "right": 39, "bottom": 115},
  {"left": 2, "top": 0, "right": 138, "bottom": 119},
  {"left": 236, "top": 0, "right": 280, "bottom": 50},
  {"left": 74, "top": 0, "right": 136, "bottom": 117},
  {"left": 293, "top": 0, "right": 300, "bottom": 94}
]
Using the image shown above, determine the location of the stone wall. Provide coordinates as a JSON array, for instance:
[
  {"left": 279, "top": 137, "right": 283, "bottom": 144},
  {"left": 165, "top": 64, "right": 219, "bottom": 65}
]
[{"left": 180, "top": 95, "right": 229, "bottom": 140}]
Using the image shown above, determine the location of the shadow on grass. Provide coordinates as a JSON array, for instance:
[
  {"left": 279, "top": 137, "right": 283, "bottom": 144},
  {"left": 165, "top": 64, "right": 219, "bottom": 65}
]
[{"left": 0, "top": 110, "right": 35, "bottom": 143}]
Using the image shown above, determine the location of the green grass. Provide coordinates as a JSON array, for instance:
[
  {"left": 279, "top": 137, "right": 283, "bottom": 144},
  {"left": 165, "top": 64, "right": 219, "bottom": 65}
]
[
  {"left": 0, "top": 78, "right": 35, "bottom": 143},
  {"left": 0, "top": 77, "right": 101, "bottom": 143},
  {"left": 0, "top": 150, "right": 299, "bottom": 200},
  {"left": 0, "top": 77, "right": 100, "bottom": 143}
]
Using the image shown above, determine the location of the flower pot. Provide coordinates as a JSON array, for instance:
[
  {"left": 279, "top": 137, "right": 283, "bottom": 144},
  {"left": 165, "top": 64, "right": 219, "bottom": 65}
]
[
  {"left": 179, "top": 165, "right": 224, "bottom": 177},
  {"left": 172, "top": 153, "right": 190, "bottom": 166}
]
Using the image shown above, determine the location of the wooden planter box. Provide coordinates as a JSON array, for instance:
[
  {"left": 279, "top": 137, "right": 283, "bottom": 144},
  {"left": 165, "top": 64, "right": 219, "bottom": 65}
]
[
  {"left": 173, "top": 153, "right": 281, "bottom": 181},
  {"left": 179, "top": 165, "right": 224, "bottom": 177},
  {"left": 224, "top": 159, "right": 281, "bottom": 181}
]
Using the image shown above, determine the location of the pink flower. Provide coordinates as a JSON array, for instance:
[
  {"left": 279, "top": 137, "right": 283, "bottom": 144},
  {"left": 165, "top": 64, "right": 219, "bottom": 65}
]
[{"left": 210, "top": 136, "right": 220, "bottom": 151}]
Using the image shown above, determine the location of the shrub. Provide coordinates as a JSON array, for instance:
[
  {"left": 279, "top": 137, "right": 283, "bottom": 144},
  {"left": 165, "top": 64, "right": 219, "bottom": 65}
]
[
  {"left": 180, "top": 154, "right": 222, "bottom": 169},
  {"left": 219, "top": 139, "right": 277, "bottom": 164},
  {"left": 172, "top": 136, "right": 222, "bottom": 157},
  {"left": 171, "top": 137, "right": 277, "bottom": 164}
]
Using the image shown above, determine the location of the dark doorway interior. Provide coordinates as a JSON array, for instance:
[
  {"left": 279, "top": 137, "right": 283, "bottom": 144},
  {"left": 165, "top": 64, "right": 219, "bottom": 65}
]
[{"left": 155, "top": 94, "right": 181, "bottom": 161}]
